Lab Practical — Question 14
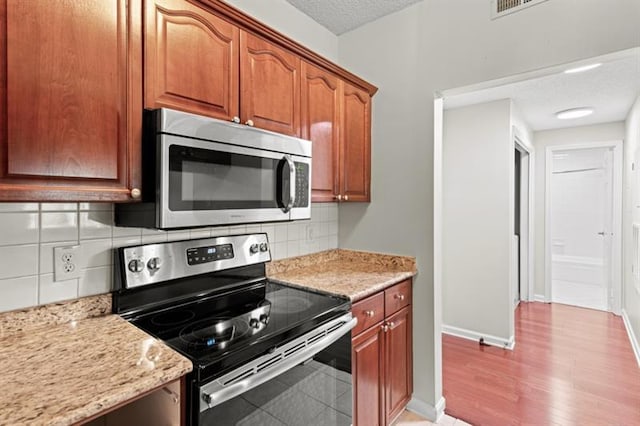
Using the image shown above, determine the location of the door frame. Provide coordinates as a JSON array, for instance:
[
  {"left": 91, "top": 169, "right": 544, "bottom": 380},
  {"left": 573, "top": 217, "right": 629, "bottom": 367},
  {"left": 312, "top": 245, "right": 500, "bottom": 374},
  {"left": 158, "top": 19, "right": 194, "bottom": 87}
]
[
  {"left": 514, "top": 135, "right": 535, "bottom": 303},
  {"left": 544, "top": 140, "right": 623, "bottom": 314}
]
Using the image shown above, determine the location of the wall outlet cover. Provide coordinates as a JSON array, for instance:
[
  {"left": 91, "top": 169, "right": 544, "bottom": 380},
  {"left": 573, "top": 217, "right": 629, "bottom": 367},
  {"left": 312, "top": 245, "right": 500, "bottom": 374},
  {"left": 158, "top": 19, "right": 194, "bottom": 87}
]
[{"left": 54, "top": 245, "right": 83, "bottom": 282}]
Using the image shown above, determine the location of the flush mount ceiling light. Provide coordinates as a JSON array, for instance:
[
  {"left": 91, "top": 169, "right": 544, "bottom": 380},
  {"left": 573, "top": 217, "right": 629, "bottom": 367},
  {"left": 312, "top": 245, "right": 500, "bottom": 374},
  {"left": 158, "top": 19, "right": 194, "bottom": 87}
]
[
  {"left": 555, "top": 107, "right": 594, "bottom": 120},
  {"left": 563, "top": 63, "right": 602, "bottom": 74}
]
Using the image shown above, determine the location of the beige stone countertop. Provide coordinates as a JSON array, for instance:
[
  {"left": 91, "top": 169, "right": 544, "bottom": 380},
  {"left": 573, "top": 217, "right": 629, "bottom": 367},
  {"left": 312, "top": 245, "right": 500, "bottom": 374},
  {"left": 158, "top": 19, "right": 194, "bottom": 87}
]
[
  {"left": 0, "top": 296, "right": 192, "bottom": 426},
  {"left": 267, "top": 249, "right": 417, "bottom": 301}
]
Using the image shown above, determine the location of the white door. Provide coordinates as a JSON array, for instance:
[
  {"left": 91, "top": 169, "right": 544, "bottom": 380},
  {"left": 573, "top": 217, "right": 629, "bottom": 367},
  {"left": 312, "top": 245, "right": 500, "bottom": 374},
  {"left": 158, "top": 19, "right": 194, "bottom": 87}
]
[{"left": 549, "top": 147, "right": 613, "bottom": 311}]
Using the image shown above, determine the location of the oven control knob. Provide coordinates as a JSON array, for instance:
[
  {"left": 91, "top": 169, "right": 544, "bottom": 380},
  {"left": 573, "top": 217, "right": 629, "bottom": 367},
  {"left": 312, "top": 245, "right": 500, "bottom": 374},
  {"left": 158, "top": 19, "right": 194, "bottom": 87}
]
[
  {"left": 249, "top": 318, "right": 260, "bottom": 329},
  {"left": 259, "top": 314, "right": 270, "bottom": 325},
  {"left": 128, "top": 259, "right": 144, "bottom": 273},
  {"left": 259, "top": 243, "right": 268, "bottom": 252},
  {"left": 147, "top": 257, "right": 162, "bottom": 271},
  {"left": 249, "top": 244, "right": 259, "bottom": 254}
]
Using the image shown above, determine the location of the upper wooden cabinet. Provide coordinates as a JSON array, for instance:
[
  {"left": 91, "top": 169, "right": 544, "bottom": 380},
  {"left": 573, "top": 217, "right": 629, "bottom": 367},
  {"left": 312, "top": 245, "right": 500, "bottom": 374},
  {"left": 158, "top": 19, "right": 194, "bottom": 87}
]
[
  {"left": 302, "top": 67, "right": 372, "bottom": 203},
  {"left": 144, "top": 1, "right": 302, "bottom": 136},
  {"left": 144, "top": 0, "right": 239, "bottom": 121},
  {"left": 301, "top": 62, "right": 340, "bottom": 202},
  {"left": 240, "top": 31, "right": 301, "bottom": 136},
  {"left": 341, "top": 83, "right": 371, "bottom": 202},
  {"left": 0, "top": 0, "right": 142, "bottom": 201}
]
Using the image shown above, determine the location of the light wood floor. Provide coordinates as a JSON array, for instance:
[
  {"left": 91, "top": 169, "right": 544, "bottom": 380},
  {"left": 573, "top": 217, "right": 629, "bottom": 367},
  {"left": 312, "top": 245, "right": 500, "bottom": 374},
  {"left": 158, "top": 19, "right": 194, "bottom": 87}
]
[
  {"left": 393, "top": 410, "right": 469, "bottom": 425},
  {"left": 443, "top": 302, "right": 640, "bottom": 425}
]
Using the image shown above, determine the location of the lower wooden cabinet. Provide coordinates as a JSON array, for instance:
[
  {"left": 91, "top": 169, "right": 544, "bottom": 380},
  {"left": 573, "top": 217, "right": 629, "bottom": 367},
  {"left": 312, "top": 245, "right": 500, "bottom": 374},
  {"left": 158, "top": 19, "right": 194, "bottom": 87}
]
[
  {"left": 352, "top": 279, "right": 413, "bottom": 426},
  {"left": 353, "top": 322, "right": 385, "bottom": 426},
  {"left": 82, "top": 378, "right": 184, "bottom": 426}
]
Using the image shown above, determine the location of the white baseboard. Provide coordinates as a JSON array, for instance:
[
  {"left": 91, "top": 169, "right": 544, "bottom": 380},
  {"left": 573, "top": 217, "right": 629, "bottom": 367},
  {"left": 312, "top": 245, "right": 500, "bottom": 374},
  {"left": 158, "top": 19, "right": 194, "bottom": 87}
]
[
  {"left": 621, "top": 309, "right": 640, "bottom": 367},
  {"left": 442, "top": 324, "right": 515, "bottom": 350},
  {"left": 406, "top": 396, "right": 446, "bottom": 423},
  {"left": 534, "top": 294, "right": 546, "bottom": 302}
]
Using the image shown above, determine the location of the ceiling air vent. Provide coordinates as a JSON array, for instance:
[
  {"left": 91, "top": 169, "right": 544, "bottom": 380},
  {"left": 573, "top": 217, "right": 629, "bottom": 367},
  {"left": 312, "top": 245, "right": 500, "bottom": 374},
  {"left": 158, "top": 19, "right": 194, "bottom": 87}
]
[{"left": 491, "top": 0, "right": 549, "bottom": 19}]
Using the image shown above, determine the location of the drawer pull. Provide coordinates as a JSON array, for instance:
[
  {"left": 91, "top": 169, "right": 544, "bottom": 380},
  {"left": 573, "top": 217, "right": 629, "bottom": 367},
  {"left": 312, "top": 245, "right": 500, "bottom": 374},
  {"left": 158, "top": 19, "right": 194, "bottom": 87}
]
[
  {"left": 394, "top": 294, "right": 405, "bottom": 301},
  {"left": 364, "top": 310, "right": 375, "bottom": 318},
  {"left": 162, "top": 387, "right": 179, "bottom": 404}
]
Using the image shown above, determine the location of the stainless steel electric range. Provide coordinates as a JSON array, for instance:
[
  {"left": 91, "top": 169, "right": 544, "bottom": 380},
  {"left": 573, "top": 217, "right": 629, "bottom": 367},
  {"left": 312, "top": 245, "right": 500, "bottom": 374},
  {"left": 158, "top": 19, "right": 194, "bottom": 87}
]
[{"left": 113, "top": 233, "right": 355, "bottom": 426}]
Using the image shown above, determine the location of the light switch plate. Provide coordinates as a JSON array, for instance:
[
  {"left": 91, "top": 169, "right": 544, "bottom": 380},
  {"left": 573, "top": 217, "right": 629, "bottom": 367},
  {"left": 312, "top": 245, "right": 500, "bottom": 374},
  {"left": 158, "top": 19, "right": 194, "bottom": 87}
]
[{"left": 54, "top": 245, "right": 83, "bottom": 281}]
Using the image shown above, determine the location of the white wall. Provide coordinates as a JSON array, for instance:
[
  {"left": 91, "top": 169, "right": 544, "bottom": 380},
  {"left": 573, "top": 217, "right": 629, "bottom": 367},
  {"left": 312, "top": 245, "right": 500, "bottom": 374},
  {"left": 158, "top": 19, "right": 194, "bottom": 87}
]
[
  {"left": 623, "top": 94, "right": 640, "bottom": 363},
  {"left": 442, "top": 99, "right": 513, "bottom": 342},
  {"left": 337, "top": 0, "right": 639, "bottom": 416},
  {"left": 222, "top": 0, "right": 339, "bottom": 62},
  {"left": 533, "top": 122, "right": 626, "bottom": 296}
]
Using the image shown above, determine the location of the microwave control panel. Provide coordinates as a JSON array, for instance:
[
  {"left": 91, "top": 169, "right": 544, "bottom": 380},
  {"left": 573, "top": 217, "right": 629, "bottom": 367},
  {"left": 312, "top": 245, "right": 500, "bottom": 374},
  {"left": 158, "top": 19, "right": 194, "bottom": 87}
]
[
  {"left": 294, "top": 162, "right": 310, "bottom": 208},
  {"left": 186, "top": 244, "right": 234, "bottom": 265}
]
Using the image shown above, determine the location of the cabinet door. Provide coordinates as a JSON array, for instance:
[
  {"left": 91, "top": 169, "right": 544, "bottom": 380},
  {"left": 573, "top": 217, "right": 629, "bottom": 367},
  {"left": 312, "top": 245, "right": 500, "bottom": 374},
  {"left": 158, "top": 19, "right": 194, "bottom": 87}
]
[
  {"left": 340, "top": 83, "right": 371, "bottom": 202},
  {"left": 384, "top": 306, "right": 413, "bottom": 424},
  {"left": 0, "top": 0, "right": 142, "bottom": 201},
  {"left": 301, "top": 62, "right": 340, "bottom": 202},
  {"left": 240, "top": 31, "right": 300, "bottom": 136},
  {"left": 144, "top": 0, "right": 239, "bottom": 121},
  {"left": 353, "top": 323, "right": 385, "bottom": 426}
]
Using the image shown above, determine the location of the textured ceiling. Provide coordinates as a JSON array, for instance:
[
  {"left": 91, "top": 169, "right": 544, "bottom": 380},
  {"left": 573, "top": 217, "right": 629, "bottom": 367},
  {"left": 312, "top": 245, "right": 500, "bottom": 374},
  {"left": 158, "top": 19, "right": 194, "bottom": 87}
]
[
  {"left": 444, "top": 54, "right": 640, "bottom": 131},
  {"left": 285, "top": 0, "right": 421, "bottom": 35}
]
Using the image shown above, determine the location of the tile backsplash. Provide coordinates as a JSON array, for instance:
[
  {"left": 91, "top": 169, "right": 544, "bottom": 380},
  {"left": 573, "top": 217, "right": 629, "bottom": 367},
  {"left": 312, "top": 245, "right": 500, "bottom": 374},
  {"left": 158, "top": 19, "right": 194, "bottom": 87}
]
[{"left": 0, "top": 202, "right": 338, "bottom": 313}]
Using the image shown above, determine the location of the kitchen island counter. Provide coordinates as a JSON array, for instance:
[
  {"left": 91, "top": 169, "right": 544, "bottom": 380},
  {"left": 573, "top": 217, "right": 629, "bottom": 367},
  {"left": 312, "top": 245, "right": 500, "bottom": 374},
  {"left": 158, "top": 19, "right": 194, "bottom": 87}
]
[
  {"left": 0, "top": 295, "right": 192, "bottom": 426},
  {"left": 267, "top": 249, "right": 417, "bottom": 302}
]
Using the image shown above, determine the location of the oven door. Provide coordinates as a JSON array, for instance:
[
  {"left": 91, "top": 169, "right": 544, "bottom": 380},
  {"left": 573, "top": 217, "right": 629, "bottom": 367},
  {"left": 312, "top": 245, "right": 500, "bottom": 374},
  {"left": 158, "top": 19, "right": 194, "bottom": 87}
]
[
  {"left": 158, "top": 134, "right": 311, "bottom": 229},
  {"left": 196, "top": 314, "right": 356, "bottom": 426}
]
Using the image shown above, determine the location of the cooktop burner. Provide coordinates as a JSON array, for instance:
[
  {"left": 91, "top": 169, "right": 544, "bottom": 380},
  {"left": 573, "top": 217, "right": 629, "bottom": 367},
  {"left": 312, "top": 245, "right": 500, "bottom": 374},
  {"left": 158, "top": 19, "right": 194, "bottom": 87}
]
[
  {"left": 179, "top": 317, "right": 249, "bottom": 350},
  {"left": 151, "top": 309, "right": 196, "bottom": 327}
]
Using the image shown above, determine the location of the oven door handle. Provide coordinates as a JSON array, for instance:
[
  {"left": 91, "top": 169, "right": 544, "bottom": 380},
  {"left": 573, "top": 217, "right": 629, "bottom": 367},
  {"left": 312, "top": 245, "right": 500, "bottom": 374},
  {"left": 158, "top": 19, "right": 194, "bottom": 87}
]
[{"left": 200, "top": 313, "right": 356, "bottom": 412}]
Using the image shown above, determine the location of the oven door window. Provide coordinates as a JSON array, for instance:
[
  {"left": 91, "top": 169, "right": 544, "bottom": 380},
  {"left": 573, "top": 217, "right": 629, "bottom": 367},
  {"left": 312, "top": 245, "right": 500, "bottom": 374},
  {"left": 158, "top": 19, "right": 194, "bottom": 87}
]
[
  {"left": 199, "top": 337, "right": 352, "bottom": 426},
  {"left": 169, "top": 145, "right": 285, "bottom": 211}
]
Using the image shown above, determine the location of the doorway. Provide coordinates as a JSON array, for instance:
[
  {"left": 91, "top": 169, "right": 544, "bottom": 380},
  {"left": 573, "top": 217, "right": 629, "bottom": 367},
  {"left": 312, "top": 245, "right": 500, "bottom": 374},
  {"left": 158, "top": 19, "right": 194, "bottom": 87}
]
[
  {"left": 545, "top": 142, "right": 622, "bottom": 313},
  {"left": 513, "top": 139, "right": 533, "bottom": 308}
]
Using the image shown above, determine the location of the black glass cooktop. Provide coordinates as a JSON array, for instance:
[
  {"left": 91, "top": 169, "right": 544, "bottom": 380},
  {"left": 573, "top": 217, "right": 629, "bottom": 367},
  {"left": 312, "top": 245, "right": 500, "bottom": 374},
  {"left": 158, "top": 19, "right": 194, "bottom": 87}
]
[{"left": 130, "top": 280, "right": 350, "bottom": 381}]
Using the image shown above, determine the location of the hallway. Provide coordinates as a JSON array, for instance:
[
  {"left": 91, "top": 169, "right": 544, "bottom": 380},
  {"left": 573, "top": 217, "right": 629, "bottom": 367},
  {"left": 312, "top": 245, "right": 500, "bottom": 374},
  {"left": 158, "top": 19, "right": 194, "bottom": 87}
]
[{"left": 443, "top": 302, "right": 640, "bottom": 425}]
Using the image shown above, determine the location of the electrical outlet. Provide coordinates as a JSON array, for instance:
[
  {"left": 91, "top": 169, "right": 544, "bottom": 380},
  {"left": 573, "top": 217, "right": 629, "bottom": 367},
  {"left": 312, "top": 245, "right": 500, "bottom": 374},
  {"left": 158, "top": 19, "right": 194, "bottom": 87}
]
[
  {"left": 54, "top": 245, "right": 83, "bottom": 281},
  {"left": 305, "top": 224, "right": 314, "bottom": 242}
]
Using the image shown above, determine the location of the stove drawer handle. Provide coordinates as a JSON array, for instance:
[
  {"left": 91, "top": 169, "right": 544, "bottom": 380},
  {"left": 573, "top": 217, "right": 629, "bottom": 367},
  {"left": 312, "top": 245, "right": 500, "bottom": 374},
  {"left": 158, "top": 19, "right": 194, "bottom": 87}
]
[{"left": 200, "top": 313, "right": 357, "bottom": 412}]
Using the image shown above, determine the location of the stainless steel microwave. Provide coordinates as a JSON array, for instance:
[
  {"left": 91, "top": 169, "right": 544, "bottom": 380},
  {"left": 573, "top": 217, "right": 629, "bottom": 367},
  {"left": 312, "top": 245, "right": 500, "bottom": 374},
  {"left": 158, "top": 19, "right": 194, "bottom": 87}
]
[{"left": 115, "top": 108, "right": 311, "bottom": 229}]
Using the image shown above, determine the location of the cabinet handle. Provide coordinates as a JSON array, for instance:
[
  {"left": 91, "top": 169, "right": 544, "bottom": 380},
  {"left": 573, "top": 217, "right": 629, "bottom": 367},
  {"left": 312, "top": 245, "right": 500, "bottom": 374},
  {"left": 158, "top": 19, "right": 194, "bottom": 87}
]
[
  {"left": 245, "top": 119, "right": 254, "bottom": 126},
  {"left": 344, "top": 195, "right": 349, "bottom": 201},
  {"left": 364, "top": 310, "right": 375, "bottom": 317},
  {"left": 395, "top": 294, "right": 405, "bottom": 301},
  {"left": 162, "top": 387, "right": 179, "bottom": 405},
  {"left": 388, "top": 321, "right": 395, "bottom": 328},
  {"left": 381, "top": 324, "right": 389, "bottom": 332},
  {"left": 231, "top": 116, "right": 240, "bottom": 123},
  {"left": 335, "top": 194, "right": 343, "bottom": 201},
  {"left": 130, "top": 188, "right": 141, "bottom": 200}
]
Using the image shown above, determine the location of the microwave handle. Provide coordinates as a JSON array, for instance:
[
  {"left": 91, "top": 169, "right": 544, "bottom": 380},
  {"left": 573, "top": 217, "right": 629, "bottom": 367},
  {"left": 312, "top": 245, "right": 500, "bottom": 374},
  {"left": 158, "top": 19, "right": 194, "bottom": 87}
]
[{"left": 280, "top": 155, "right": 296, "bottom": 213}]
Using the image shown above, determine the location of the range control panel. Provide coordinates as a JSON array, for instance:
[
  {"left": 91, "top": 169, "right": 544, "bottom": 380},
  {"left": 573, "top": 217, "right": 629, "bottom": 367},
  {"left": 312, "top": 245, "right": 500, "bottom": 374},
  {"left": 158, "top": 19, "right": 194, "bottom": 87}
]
[
  {"left": 119, "top": 233, "right": 271, "bottom": 290},
  {"left": 187, "top": 244, "right": 234, "bottom": 265}
]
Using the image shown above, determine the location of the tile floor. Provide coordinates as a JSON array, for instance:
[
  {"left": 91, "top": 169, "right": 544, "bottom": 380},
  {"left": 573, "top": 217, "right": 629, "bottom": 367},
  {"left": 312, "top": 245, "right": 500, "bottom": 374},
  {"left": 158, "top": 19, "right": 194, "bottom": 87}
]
[{"left": 393, "top": 410, "right": 471, "bottom": 426}]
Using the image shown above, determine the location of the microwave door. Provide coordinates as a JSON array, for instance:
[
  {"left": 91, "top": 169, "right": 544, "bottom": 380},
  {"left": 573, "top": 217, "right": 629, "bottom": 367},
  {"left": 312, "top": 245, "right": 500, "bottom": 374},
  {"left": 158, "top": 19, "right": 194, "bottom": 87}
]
[{"left": 158, "top": 135, "right": 291, "bottom": 229}]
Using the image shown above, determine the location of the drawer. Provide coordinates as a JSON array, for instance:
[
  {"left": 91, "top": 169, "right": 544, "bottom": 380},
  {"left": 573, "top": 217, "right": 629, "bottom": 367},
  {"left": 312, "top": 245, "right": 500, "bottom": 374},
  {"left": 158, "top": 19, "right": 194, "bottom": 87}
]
[
  {"left": 384, "top": 279, "right": 412, "bottom": 316},
  {"left": 352, "top": 292, "right": 385, "bottom": 336}
]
